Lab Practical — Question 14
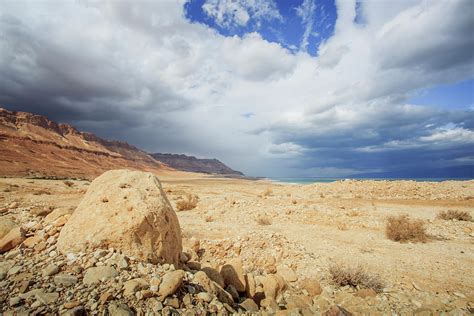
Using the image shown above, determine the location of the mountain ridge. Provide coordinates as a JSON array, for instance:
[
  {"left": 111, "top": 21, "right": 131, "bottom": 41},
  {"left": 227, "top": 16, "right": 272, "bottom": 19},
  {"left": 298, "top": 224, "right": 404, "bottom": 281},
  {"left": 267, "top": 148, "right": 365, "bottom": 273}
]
[
  {"left": 0, "top": 107, "right": 242, "bottom": 179},
  {"left": 150, "top": 153, "right": 243, "bottom": 176}
]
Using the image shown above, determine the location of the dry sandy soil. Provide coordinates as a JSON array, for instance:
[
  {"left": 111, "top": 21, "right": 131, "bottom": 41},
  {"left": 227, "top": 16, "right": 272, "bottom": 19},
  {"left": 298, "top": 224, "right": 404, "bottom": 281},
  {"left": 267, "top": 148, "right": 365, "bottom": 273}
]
[{"left": 1, "top": 175, "right": 473, "bottom": 314}]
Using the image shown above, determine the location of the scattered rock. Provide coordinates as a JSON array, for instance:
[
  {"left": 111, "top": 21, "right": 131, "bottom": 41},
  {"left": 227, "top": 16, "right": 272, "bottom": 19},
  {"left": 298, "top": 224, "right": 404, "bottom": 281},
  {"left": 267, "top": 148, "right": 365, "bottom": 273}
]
[
  {"left": 240, "top": 298, "right": 259, "bottom": 312},
  {"left": 220, "top": 258, "right": 246, "bottom": 292},
  {"left": 202, "top": 266, "right": 225, "bottom": 288},
  {"left": 0, "top": 218, "right": 17, "bottom": 239},
  {"left": 54, "top": 274, "right": 78, "bottom": 286},
  {"left": 57, "top": 170, "right": 182, "bottom": 265},
  {"left": 123, "top": 278, "right": 148, "bottom": 296},
  {"left": 355, "top": 288, "right": 377, "bottom": 298},
  {"left": 83, "top": 266, "right": 118, "bottom": 285},
  {"left": 158, "top": 270, "right": 185, "bottom": 298},
  {"left": 0, "top": 226, "right": 25, "bottom": 253},
  {"left": 300, "top": 278, "right": 322, "bottom": 296},
  {"left": 108, "top": 302, "right": 134, "bottom": 316},
  {"left": 42, "top": 263, "right": 60, "bottom": 277}
]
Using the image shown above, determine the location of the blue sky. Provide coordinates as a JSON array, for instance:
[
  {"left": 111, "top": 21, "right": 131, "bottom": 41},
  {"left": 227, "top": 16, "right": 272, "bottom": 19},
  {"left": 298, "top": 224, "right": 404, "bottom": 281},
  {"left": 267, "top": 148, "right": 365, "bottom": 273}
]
[
  {"left": 185, "top": 0, "right": 337, "bottom": 56},
  {"left": 0, "top": 0, "right": 473, "bottom": 178}
]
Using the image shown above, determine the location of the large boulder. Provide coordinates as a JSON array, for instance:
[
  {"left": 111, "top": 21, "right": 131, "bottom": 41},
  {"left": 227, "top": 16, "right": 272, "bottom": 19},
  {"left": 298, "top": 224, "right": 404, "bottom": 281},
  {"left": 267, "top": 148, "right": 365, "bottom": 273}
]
[{"left": 57, "top": 169, "right": 182, "bottom": 265}]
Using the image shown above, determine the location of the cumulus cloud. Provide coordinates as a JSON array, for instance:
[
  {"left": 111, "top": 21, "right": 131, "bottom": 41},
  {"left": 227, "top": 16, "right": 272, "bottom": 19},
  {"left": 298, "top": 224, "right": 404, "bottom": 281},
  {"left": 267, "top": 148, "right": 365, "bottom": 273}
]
[
  {"left": 202, "top": 0, "right": 281, "bottom": 28},
  {"left": 0, "top": 0, "right": 472, "bottom": 177}
]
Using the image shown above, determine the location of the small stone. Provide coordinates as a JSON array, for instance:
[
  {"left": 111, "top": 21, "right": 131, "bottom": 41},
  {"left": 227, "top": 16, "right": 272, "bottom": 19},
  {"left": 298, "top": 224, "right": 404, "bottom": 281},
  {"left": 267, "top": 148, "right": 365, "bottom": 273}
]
[
  {"left": 99, "top": 292, "right": 114, "bottom": 305},
  {"left": 8, "top": 265, "right": 21, "bottom": 275},
  {"left": 123, "top": 278, "right": 148, "bottom": 296},
  {"left": 325, "top": 305, "right": 353, "bottom": 316},
  {"left": 226, "top": 284, "right": 239, "bottom": 301},
  {"left": 0, "top": 227, "right": 25, "bottom": 253},
  {"left": 9, "top": 296, "right": 21, "bottom": 306},
  {"left": 240, "top": 298, "right": 258, "bottom": 312},
  {"left": 300, "top": 278, "right": 322, "bottom": 296},
  {"left": 62, "top": 306, "right": 85, "bottom": 316},
  {"left": 64, "top": 301, "right": 81, "bottom": 309},
  {"left": 83, "top": 266, "right": 118, "bottom": 285},
  {"left": 183, "top": 293, "right": 192, "bottom": 306},
  {"left": 54, "top": 274, "right": 78, "bottom": 286},
  {"left": 355, "top": 288, "right": 377, "bottom": 298},
  {"left": 36, "top": 291, "right": 59, "bottom": 305},
  {"left": 158, "top": 270, "right": 185, "bottom": 298},
  {"left": 277, "top": 265, "right": 298, "bottom": 282},
  {"left": 42, "top": 263, "right": 60, "bottom": 277},
  {"left": 196, "top": 292, "right": 212, "bottom": 303},
  {"left": 220, "top": 258, "right": 246, "bottom": 292},
  {"left": 108, "top": 302, "right": 134, "bottom": 316},
  {"left": 164, "top": 297, "right": 180, "bottom": 309}
]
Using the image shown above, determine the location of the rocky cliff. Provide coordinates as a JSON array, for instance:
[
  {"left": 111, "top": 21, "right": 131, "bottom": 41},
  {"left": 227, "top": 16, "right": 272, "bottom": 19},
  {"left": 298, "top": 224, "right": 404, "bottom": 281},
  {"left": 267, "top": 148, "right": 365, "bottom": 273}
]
[{"left": 150, "top": 153, "right": 243, "bottom": 176}]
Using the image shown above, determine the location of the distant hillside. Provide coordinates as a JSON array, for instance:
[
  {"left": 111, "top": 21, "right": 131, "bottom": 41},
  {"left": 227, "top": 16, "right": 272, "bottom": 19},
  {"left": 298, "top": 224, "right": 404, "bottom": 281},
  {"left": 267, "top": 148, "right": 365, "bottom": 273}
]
[
  {"left": 151, "top": 153, "right": 243, "bottom": 176},
  {"left": 0, "top": 107, "right": 171, "bottom": 179}
]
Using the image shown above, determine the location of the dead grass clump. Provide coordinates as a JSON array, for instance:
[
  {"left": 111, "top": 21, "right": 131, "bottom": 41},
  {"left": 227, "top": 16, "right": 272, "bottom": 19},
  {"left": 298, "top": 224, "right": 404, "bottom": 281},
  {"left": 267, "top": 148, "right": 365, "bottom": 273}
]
[
  {"left": 329, "top": 264, "right": 384, "bottom": 292},
  {"left": 437, "top": 210, "right": 472, "bottom": 222},
  {"left": 256, "top": 215, "right": 272, "bottom": 226},
  {"left": 337, "top": 223, "right": 349, "bottom": 231},
  {"left": 64, "top": 180, "right": 74, "bottom": 187},
  {"left": 262, "top": 188, "right": 273, "bottom": 197},
  {"left": 386, "top": 214, "right": 428, "bottom": 243},
  {"left": 176, "top": 194, "right": 199, "bottom": 211}
]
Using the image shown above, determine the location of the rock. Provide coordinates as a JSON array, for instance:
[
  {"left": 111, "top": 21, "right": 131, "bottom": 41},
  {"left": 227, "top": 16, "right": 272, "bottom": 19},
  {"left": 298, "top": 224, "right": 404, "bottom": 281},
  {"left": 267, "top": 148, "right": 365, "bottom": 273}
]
[
  {"left": 164, "top": 297, "right": 180, "bottom": 308},
  {"left": 196, "top": 292, "right": 212, "bottom": 303},
  {"left": 260, "top": 275, "right": 285, "bottom": 301},
  {"left": 220, "top": 258, "right": 246, "bottom": 292},
  {"left": 62, "top": 306, "right": 85, "bottom": 316},
  {"left": 64, "top": 301, "right": 81, "bottom": 309},
  {"left": 277, "top": 265, "right": 298, "bottom": 282},
  {"left": 158, "top": 270, "right": 185, "bottom": 298},
  {"left": 83, "top": 266, "right": 118, "bottom": 285},
  {"left": 0, "top": 218, "right": 17, "bottom": 239},
  {"left": 354, "top": 288, "right": 377, "bottom": 298},
  {"left": 54, "top": 274, "right": 78, "bottom": 286},
  {"left": 9, "top": 296, "right": 21, "bottom": 306},
  {"left": 57, "top": 170, "right": 182, "bottom": 265},
  {"left": 240, "top": 298, "right": 259, "bottom": 312},
  {"left": 300, "top": 278, "right": 322, "bottom": 296},
  {"left": 36, "top": 291, "right": 59, "bottom": 305},
  {"left": 325, "top": 305, "right": 353, "bottom": 316},
  {"left": 226, "top": 284, "right": 239, "bottom": 301},
  {"left": 123, "top": 278, "right": 148, "bottom": 296},
  {"left": 44, "top": 208, "right": 73, "bottom": 224},
  {"left": 286, "top": 295, "right": 310, "bottom": 310},
  {"left": 23, "top": 234, "right": 43, "bottom": 248},
  {"left": 100, "top": 292, "right": 114, "bottom": 305},
  {"left": 212, "top": 282, "right": 234, "bottom": 306},
  {"left": 108, "top": 302, "right": 134, "bottom": 316},
  {"left": 260, "top": 297, "right": 279, "bottom": 311},
  {"left": 245, "top": 273, "right": 256, "bottom": 298},
  {"left": 193, "top": 271, "right": 214, "bottom": 293},
  {"left": 0, "top": 227, "right": 25, "bottom": 253},
  {"left": 202, "top": 266, "right": 225, "bottom": 288},
  {"left": 42, "top": 263, "right": 60, "bottom": 277}
]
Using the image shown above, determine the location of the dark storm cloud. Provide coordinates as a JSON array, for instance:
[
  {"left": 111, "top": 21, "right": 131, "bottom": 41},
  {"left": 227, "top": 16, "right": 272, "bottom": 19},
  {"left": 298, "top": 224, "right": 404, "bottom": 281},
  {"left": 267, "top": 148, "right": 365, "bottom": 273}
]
[{"left": 0, "top": 13, "right": 190, "bottom": 129}]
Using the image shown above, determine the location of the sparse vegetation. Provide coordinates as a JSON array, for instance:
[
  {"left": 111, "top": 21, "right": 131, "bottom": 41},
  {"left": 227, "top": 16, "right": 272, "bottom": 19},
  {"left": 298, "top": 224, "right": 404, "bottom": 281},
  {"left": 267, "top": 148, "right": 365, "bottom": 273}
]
[
  {"left": 437, "top": 210, "right": 472, "bottom": 221},
  {"left": 119, "top": 183, "right": 130, "bottom": 189},
  {"left": 337, "top": 223, "right": 349, "bottom": 230},
  {"left": 329, "top": 264, "right": 384, "bottom": 292},
  {"left": 291, "top": 199, "right": 297, "bottom": 205},
  {"left": 33, "top": 189, "right": 51, "bottom": 195},
  {"left": 256, "top": 215, "right": 272, "bottom": 225},
  {"left": 176, "top": 194, "right": 199, "bottom": 211},
  {"left": 386, "top": 214, "right": 428, "bottom": 243},
  {"left": 101, "top": 197, "right": 109, "bottom": 203},
  {"left": 262, "top": 188, "right": 273, "bottom": 197}
]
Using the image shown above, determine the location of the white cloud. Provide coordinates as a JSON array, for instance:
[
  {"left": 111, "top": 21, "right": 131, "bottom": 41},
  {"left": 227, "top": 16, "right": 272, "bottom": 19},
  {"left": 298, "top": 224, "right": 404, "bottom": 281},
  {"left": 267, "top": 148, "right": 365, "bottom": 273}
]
[
  {"left": 0, "top": 0, "right": 473, "bottom": 177},
  {"left": 296, "top": 0, "right": 317, "bottom": 52},
  {"left": 202, "top": 0, "right": 281, "bottom": 28}
]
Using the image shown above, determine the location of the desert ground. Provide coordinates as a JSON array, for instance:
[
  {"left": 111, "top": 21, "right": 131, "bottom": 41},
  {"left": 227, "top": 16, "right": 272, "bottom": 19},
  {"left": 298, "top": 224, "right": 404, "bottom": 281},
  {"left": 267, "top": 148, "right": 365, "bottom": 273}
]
[{"left": 0, "top": 174, "right": 473, "bottom": 315}]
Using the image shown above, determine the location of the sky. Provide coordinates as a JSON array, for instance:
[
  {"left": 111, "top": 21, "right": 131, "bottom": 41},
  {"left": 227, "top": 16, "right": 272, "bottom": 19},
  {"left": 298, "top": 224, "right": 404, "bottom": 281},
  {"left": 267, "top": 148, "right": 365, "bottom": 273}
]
[{"left": 0, "top": 0, "right": 473, "bottom": 178}]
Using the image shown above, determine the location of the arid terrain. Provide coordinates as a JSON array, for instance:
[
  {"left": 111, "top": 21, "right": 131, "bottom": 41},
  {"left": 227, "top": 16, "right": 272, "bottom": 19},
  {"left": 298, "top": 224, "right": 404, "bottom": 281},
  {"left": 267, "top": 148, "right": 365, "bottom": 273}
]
[{"left": 0, "top": 174, "right": 473, "bottom": 315}]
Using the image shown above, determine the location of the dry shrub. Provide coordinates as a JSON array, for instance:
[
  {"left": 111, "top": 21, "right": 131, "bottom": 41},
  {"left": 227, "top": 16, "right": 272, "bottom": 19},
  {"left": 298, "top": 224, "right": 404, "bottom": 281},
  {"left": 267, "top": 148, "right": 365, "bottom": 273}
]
[
  {"left": 176, "top": 194, "right": 199, "bottom": 211},
  {"left": 101, "top": 197, "right": 109, "bottom": 203},
  {"left": 256, "top": 215, "right": 272, "bottom": 226},
  {"left": 437, "top": 210, "right": 472, "bottom": 221},
  {"left": 291, "top": 199, "right": 297, "bottom": 205},
  {"left": 262, "top": 188, "right": 273, "bottom": 197},
  {"left": 64, "top": 180, "right": 74, "bottom": 187},
  {"left": 329, "top": 264, "right": 384, "bottom": 292},
  {"left": 386, "top": 214, "right": 428, "bottom": 243},
  {"left": 337, "top": 223, "right": 349, "bottom": 231},
  {"left": 33, "top": 189, "right": 51, "bottom": 195}
]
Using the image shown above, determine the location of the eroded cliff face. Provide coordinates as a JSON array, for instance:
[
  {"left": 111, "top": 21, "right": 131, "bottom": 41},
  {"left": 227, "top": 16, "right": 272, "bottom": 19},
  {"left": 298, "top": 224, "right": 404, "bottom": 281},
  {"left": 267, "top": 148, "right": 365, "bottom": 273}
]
[{"left": 0, "top": 108, "right": 170, "bottom": 179}]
